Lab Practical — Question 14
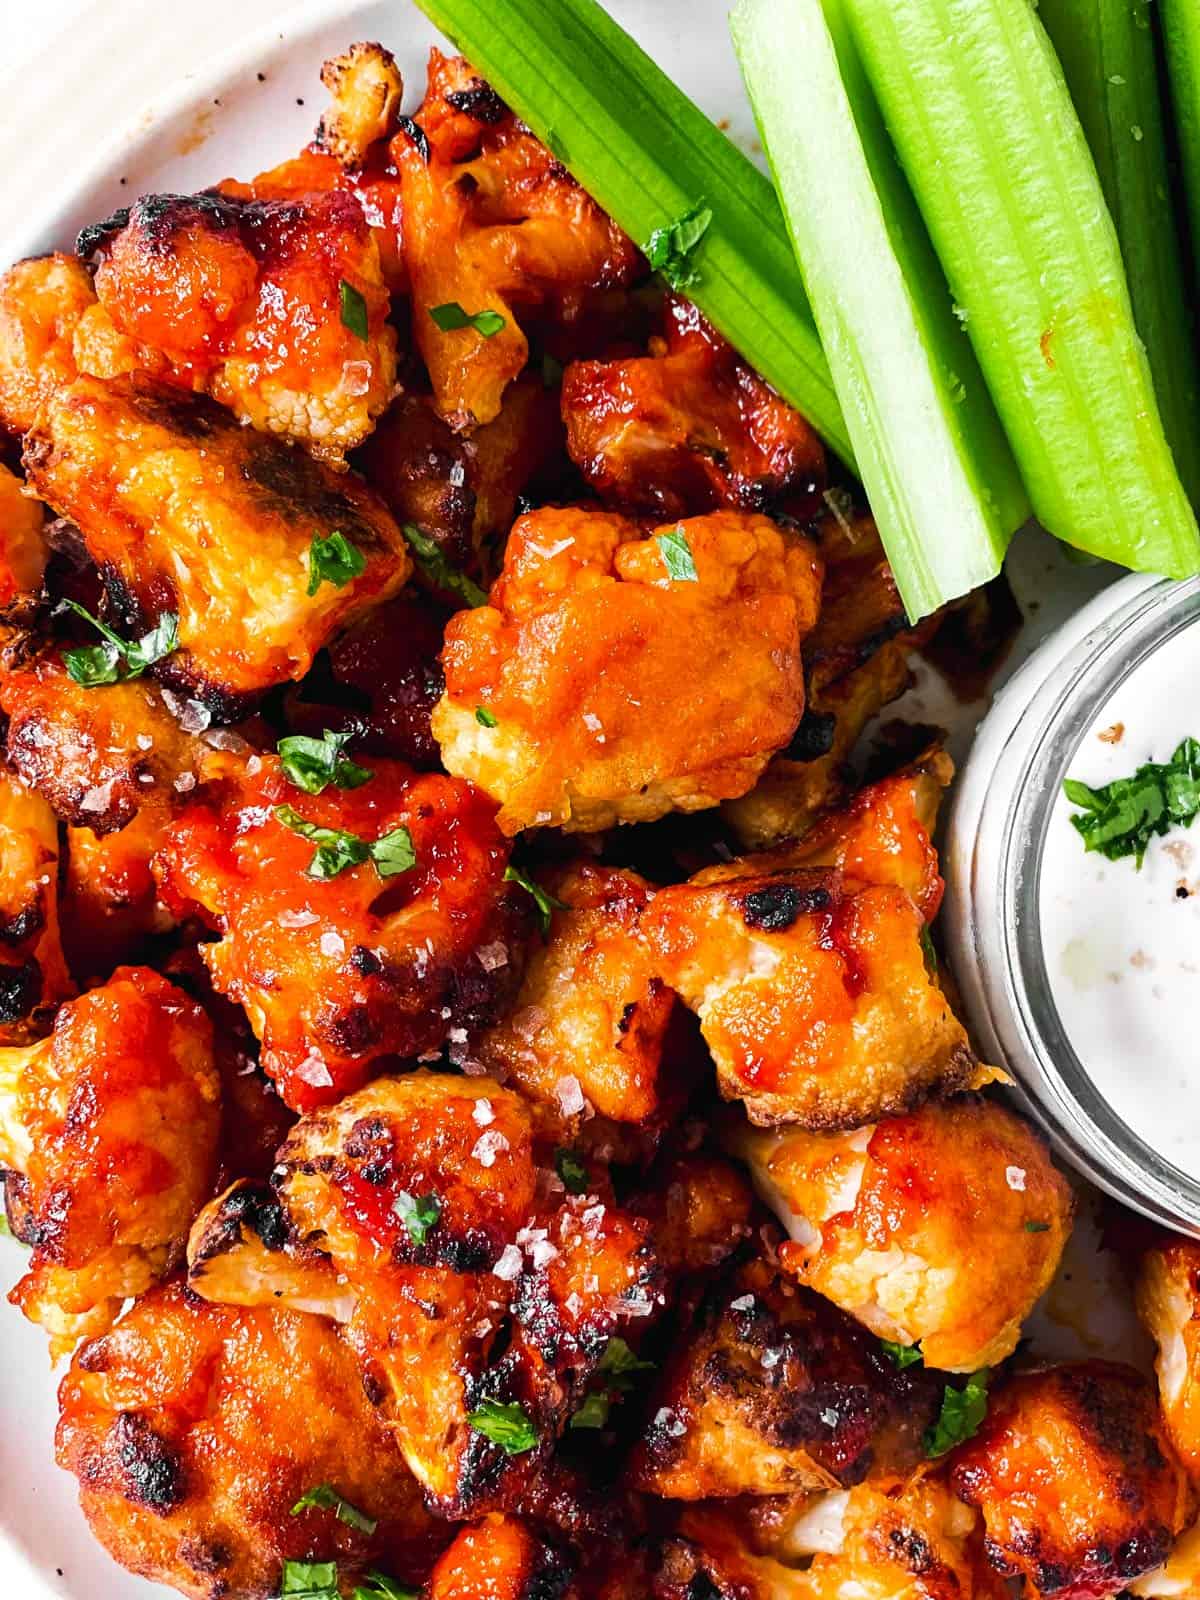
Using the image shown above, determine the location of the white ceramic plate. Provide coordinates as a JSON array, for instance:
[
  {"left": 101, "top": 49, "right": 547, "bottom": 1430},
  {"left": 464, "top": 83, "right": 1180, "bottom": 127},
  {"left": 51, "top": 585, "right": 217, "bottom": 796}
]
[{"left": 0, "top": 4, "right": 1134, "bottom": 1595}]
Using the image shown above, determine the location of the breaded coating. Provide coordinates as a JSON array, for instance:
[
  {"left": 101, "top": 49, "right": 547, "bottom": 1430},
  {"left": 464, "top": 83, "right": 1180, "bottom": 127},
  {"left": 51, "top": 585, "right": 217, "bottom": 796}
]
[
  {"left": 656, "top": 1478, "right": 993, "bottom": 1600},
  {"left": 1137, "top": 1239, "right": 1200, "bottom": 1478},
  {"left": 61, "top": 815, "right": 177, "bottom": 973},
  {"left": 476, "top": 862, "right": 692, "bottom": 1128},
  {"left": 0, "top": 253, "right": 96, "bottom": 434},
  {"left": 273, "top": 1072, "right": 663, "bottom": 1516},
  {"left": 429, "top": 1517, "right": 572, "bottom": 1600},
  {"left": 0, "top": 769, "right": 72, "bottom": 1042},
  {"left": 729, "top": 1097, "right": 1074, "bottom": 1371},
  {"left": 434, "top": 507, "right": 823, "bottom": 834},
  {"left": 23, "top": 374, "right": 412, "bottom": 709},
  {"left": 644, "top": 861, "right": 974, "bottom": 1129},
  {"left": 627, "top": 1151, "right": 755, "bottom": 1277},
  {"left": 359, "top": 377, "right": 565, "bottom": 578},
  {"left": 157, "top": 752, "right": 519, "bottom": 1111},
  {"left": 56, "top": 1283, "right": 443, "bottom": 1600},
  {"left": 316, "top": 42, "right": 404, "bottom": 168},
  {"left": 952, "top": 1363, "right": 1194, "bottom": 1600},
  {"left": 1, "top": 652, "right": 205, "bottom": 834},
  {"left": 0, "top": 967, "right": 219, "bottom": 1355},
  {"left": 80, "top": 187, "right": 397, "bottom": 462},
  {"left": 629, "top": 1255, "right": 939, "bottom": 1499},
  {"left": 398, "top": 51, "right": 641, "bottom": 429},
  {"left": 0, "top": 461, "right": 46, "bottom": 608},
  {"left": 563, "top": 294, "right": 825, "bottom": 520}
]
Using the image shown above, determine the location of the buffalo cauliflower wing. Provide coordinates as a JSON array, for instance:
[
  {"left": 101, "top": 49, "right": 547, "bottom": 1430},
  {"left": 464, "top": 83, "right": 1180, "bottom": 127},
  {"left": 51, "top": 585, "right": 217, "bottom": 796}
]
[
  {"left": 316, "top": 41, "right": 404, "bottom": 168},
  {"left": 78, "top": 186, "right": 397, "bottom": 462},
  {"left": 644, "top": 859, "right": 975, "bottom": 1129},
  {"left": 398, "top": 50, "right": 641, "bottom": 429},
  {"left": 271, "top": 1071, "right": 663, "bottom": 1516},
  {"left": 476, "top": 862, "right": 694, "bottom": 1129},
  {"left": 434, "top": 506, "right": 823, "bottom": 833},
  {"left": 562, "top": 294, "right": 825, "bottom": 521},
  {"left": 0, "top": 253, "right": 101, "bottom": 435},
  {"left": 0, "top": 967, "right": 219, "bottom": 1354},
  {"left": 0, "top": 768, "right": 72, "bottom": 1042},
  {"left": 156, "top": 751, "right": 520, "bottom": 1111},
  {"left": 23, "top": 373, "right": 412, "bottom": 711},
  {"left": 951, "top": 1362, "right": 1194, "bottom": 1600},
  {"left": 56, "top": 1282, "right": 442, "bottom": 1600},
  {"left": 1138, "top": 1239, "right": 1200, "bottom": 1479},
  {"left": 628, "top": 1253, "right": 939, "bottom": 1499},
  {"left": 729, "top": 1096, "right": 1074, "bottom": 1371}
]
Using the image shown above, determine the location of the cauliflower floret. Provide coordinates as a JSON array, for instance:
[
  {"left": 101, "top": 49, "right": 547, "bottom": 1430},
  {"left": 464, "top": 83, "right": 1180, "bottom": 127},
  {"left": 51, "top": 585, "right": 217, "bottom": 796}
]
[
  {"left": 434, "top": 506, "right": 823, "bottom": 834},
  {"left": 78, "top": 187, "right": 397, "bottom": 463},
  {"left": 563, "top": 293, "right": 825, "bottom": 521},
  {"left": 55, "top": 1282, "right": 442, "bottom": 1600},
  {"left": 316, "top": 42, "right": 404, "bottom": 167},
  {"left": 0, "top": 768, "right": 72, "bottom": 1042},
  {"left": 397, "top": 50, "right": 642, "bottom": 429},
  {"left": 645, "top": 859, "right": 976, "bottom": 1129},
  {"left": 628, "top": 1254, "right": 940, "bottom": 1499},
  {"left": 476, "top": 862, "right": 695, "bottom": 1128},
  {"left": 23, "top": 373, "right": 411, "bottom": 711},
  {"left": 156, "top": 751, "right": 521, "bottom": 1111},
  {"left": 728, "top": 1096, "right": 1074, "bottom": 1371},
  {"left": 1138, "top": 1239, "right": 1200, "bottom": 1479},
  {"left": 0, "top": 967, "right": 219, "bottom": 1355},
  {"left": 951, "top": 1363, "right": 1194, "bottom": 1600},
  {"left": 0, "top": 253, "right": 96, "bottom": 434}
]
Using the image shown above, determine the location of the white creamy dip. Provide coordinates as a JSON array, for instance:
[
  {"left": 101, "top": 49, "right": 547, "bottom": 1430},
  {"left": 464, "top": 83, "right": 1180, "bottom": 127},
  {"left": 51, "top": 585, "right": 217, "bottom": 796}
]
[{"left": 1038, "top": 620, "right": 1200, "bottom": 1174}]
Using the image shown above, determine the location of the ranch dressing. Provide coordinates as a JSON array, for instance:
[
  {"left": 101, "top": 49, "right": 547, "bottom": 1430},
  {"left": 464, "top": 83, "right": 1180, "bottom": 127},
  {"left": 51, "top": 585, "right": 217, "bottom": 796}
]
[{"left": 1039, "top": 620, "right": 1200, "bottom": 1175}]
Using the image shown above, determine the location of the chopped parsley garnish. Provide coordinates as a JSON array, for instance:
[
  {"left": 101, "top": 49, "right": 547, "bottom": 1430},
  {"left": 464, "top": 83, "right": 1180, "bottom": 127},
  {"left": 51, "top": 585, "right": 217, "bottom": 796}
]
[
  {"left": 924, "top": 1368, "right": 990, "bottom": 1458},
  {"left": 505, "top": 863, "right": 566, "bottom": 937},
  {"left": 278, "top": 730, "right": 373, "bottom": 796},
  {"left": 274, "top": 805, "right": 417, "bottom": 882},
  {"left": 569, "top": 1389, "right": 612, "bottom": 1430},
  {"left": 643, "top": 200, "right": 713, "bottom": 291},
  {"left": 919, "top": 925, "right": 938, "bottom": 978},
  {"left": 466, "top": 1397, "right": 538, "bottom": 1454},
  {"left": 429, "top": 301, "right": 507, "bottom": 338},
  {"left": 1024, "top": 1220, "right": 1051, "bottom": 1234},
  {"left": 339, "top": 279, "right": 369, "bottom": 340},
  {"left": 401, "top": 522, "right": 488, "bottom": 609},
  {"left": 880, "top": 1338, "right": 923, "bottom": 1370},
  {"left": 394, "top": 1190, "right": 440, "bottom": 1246},
  {"left": 59, "top": 599, "right": 179, "bottom": 687},
  {"left": 655, "top": 527, "right": 699, "bottom": 582},
  {"left": 354, "top": 1576, "right": 419, "bottom": 1600},
  {"left": 555, "top": 1147, "right": 588, "bottom": 1195},
  {"left": 1063, "top": 738, "right": 1200, "bottom": 867},
  {"left": 290, "top": 1484, "right": 378, "bottom": 1535},
  {"left": 280, "top": 1560, "right": 341, "bottom": 1598},
  {"left": 307, "top": 531, "right": 366, "bottom": 597},
  {"left": 475, "top": 706, "right": 498, "bottom": 729},
  {"left": 569, "top": 1338, "right": 653, "bottom": 1430}
]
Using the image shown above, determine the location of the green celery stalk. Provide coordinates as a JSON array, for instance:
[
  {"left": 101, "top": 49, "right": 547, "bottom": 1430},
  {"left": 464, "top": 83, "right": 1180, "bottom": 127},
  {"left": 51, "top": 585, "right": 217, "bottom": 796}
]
[
  {"left": 1038, "top": 0, "right": 1200, "bottom": 507},
  {"left": 842, "top": 0, "right": 1200, "bottom": 579},
  {"left": 731, "top": 0, "right": 1029, "bottom": 619},
  {"left": 408, "top": 0, "right": 853, "bottom": 463},
  {"left": 1163, "top": 2, "right": 1200, "bottom": 289}
]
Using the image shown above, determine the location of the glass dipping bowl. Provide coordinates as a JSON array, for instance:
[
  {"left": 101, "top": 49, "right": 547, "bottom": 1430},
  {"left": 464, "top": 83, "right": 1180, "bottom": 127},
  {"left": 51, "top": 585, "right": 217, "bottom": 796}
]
[{"left": 944, "top": 571, "right": 1200, "bottom": 1234}]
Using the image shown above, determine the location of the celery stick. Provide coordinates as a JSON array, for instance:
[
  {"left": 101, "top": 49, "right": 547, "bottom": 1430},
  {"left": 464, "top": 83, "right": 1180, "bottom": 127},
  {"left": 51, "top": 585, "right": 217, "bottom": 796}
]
[
  {"left": 408, "top": 0, "right": 853, "bottom": 464},
  {"left": 843, "top": 0, "right": 1200, "bottom": 579},
  {"left": 1163, "top": 2, "right": 1200, "bottom": 285},
  {"left": 1039, "top": 0, "right": 1200, "bottom": 506},
  {"left": 731, "top": 0, "right": 1029, "bottom": 618}
]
